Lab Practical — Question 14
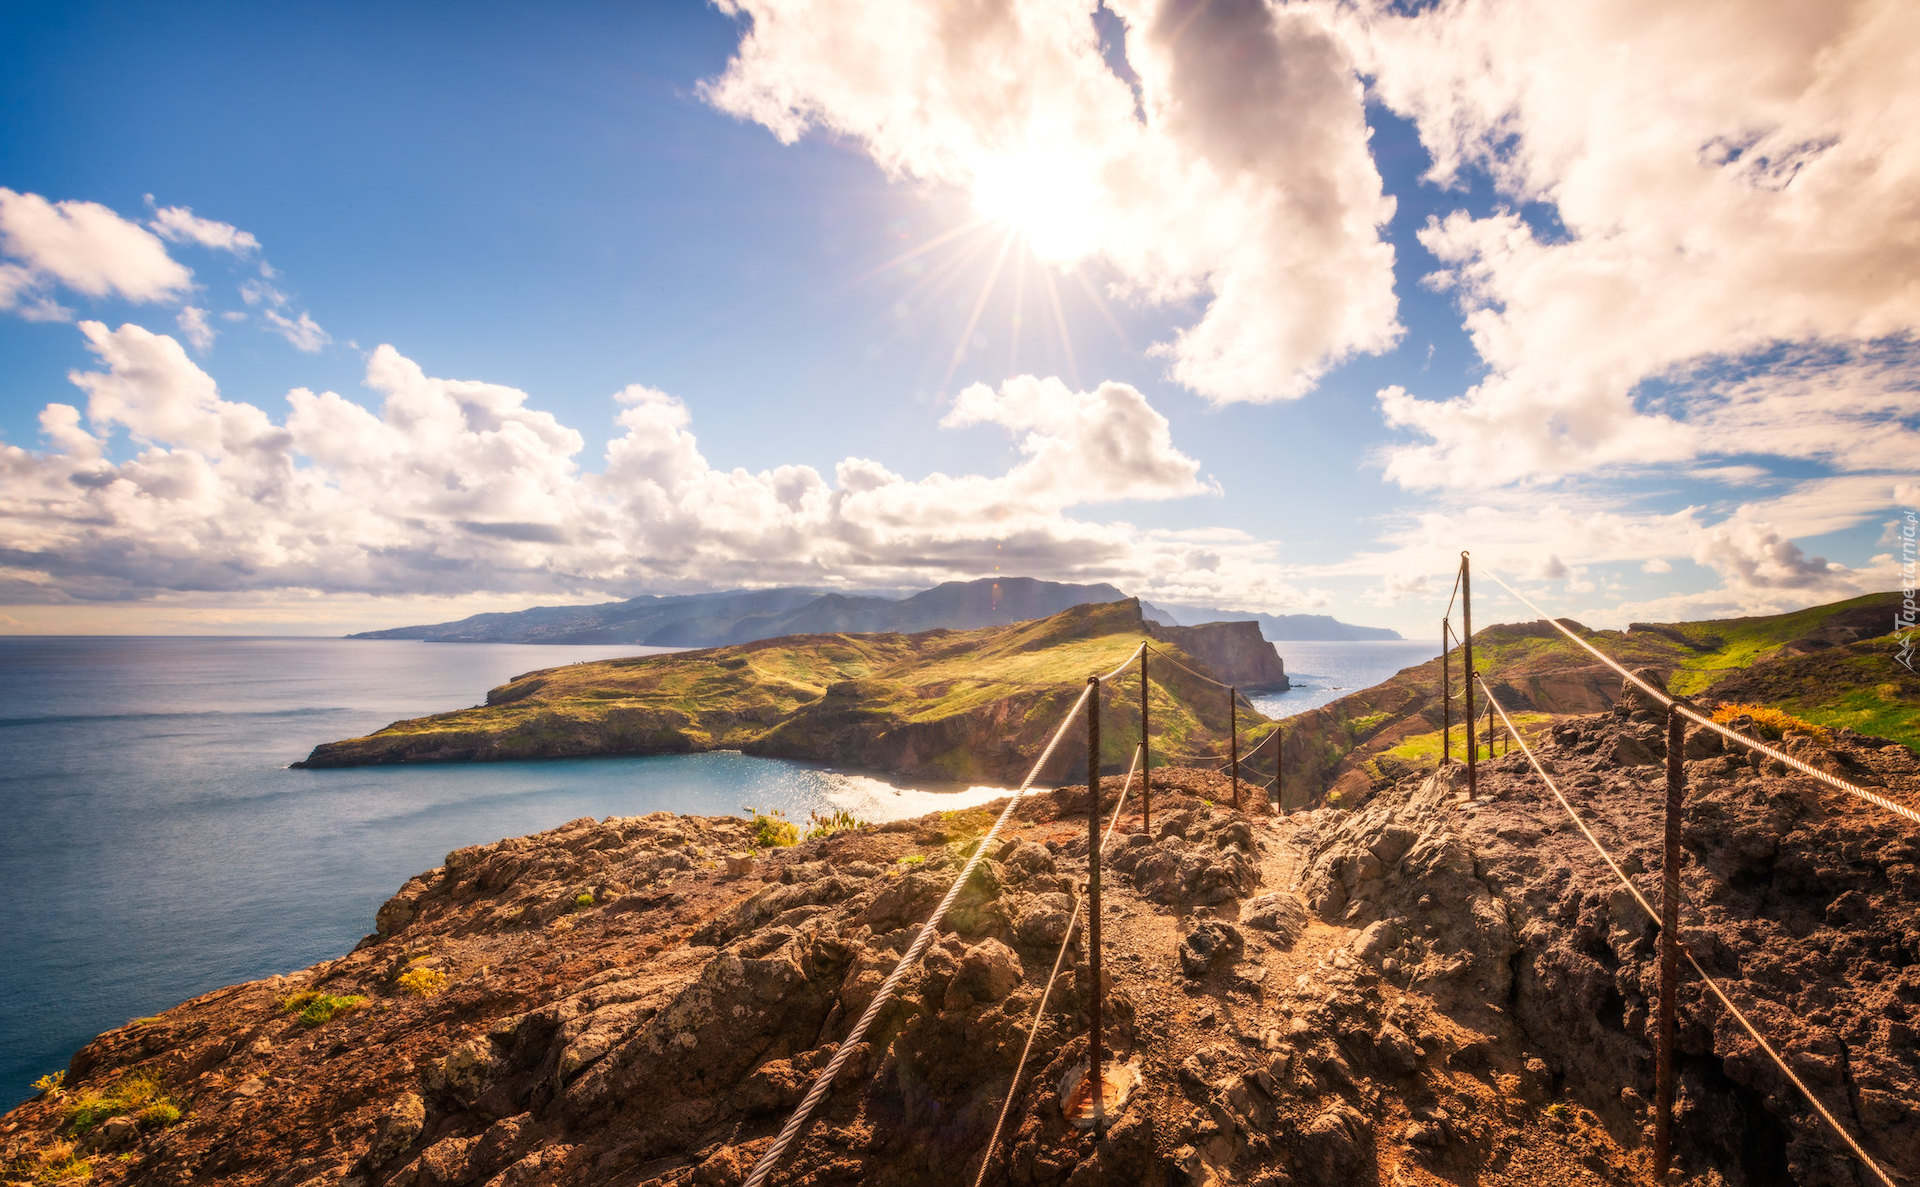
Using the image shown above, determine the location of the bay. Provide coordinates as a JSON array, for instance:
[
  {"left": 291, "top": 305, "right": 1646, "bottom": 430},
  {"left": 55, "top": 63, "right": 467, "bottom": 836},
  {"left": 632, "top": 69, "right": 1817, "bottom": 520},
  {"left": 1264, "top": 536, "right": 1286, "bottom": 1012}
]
[
  {"left": 0, "top": 637, "right": 1004, "bottom": 1108},
  {"left": 1248, "top": 639, "right": 1438, "bottom": 719}
]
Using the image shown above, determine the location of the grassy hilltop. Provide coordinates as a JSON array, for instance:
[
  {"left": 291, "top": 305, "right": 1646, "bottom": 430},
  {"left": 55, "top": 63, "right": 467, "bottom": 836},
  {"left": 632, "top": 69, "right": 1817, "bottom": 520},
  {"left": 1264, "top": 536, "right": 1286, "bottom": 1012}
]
[
  {"left": 1272, "top": 590, "right": 1917, "bottom": 806},
  {"left": 299, "top": 599, "right": 1273, "bottom": 783}
]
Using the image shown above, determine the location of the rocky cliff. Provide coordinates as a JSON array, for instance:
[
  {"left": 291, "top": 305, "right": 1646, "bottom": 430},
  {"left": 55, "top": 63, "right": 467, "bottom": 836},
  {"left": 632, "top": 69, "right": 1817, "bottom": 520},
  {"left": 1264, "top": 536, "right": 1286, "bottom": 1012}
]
[
  {"left": 12, "top": 699, "right": 1912, "bottom": 1186},
  {"left": 1147, "top": 621, "right": 1289, "bottom": 692}
]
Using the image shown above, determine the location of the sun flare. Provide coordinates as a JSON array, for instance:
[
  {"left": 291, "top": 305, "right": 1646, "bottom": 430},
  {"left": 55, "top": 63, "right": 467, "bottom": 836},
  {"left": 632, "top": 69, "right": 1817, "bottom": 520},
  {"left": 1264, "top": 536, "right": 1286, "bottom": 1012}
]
[{"left": 969, "top": 148, "right": 1100, "bottom": 265}]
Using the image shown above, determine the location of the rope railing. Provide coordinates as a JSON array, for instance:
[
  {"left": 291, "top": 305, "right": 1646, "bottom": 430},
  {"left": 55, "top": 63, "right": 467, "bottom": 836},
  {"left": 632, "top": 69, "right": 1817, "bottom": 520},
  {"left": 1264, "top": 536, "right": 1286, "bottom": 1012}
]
[
  {"left": 971, "top": 742, "right": 1143, "bottom": 1187},
  {"left": 1475, "top": 675, "right": 1897, "bottom": 1187},
  {"left": 744, "top": 642, "right": 1148, "bottom": 1186},
  {"left": 1479, "top": 569, "right": 1920, "bottom": 830}
]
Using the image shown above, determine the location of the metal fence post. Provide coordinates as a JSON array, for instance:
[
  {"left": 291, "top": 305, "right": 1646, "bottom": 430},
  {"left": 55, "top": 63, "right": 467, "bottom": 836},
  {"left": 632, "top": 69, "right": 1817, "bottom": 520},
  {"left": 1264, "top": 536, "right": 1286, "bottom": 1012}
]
[
  {"left": 1656, "top": 703, "right": 1686, "bottom": 1177},
  {"left": 1085, "top": 674, "right": 1103, "bottom": 1118},
  {"left": 1229, "top": 687, "right": 1240, "bottom": 810},
  {"left": 1441, "top": 619, "right": 1451, "bottom": 768},
  {"left": 1461, "top": 553, "right": 1475, "bottom": 797},
  {"left": 1139, "top": 651, "right": 1151, "bottom": 836}
]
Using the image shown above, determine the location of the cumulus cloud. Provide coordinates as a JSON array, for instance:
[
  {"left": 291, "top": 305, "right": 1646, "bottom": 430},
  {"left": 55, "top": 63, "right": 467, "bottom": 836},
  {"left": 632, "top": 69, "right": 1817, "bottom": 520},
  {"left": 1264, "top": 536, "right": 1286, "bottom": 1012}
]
[
  {"left": 0, "top": 188, "right": 191, "bottom": 314},
  {"left": 147, "top": 203, "right": 260, "bottom": 254},
  {"left": 176, "top": 306, "right": 215, "bottom": 352},
  {"left": 1358, "top": 0, "right": 1920, "bottom": 487},
  {"left": 703, "top": 0, "right": 1400, "bottom": 402},
  {"left": 0, "top": 322, "right": 1307, "bottom": 608},
  {"left": 262, "top": 308, "right": 330, "bottom": 352}
]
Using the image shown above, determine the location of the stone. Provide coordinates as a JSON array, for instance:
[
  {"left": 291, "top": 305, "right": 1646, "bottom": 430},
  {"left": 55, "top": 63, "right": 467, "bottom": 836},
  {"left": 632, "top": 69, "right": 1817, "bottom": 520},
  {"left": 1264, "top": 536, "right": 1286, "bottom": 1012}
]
[
  {"left": 1241, "top": 892, "right": 1308, "bottom": 948},
  {"left": 368, "top": 1092, "right": 426, "bottom": 1167},
  {"left": 99, "top": 1114, "right": 139, "bottom": 1144},
  {"left": 1352, "top": 920, "right": 1401, "bottom": 962},
  {"left": 1179, "top": 922, "right": 1244, "bottom": 978},
  {"left": 943, "top": 939, "right": 1022, "bottom": 1009}
]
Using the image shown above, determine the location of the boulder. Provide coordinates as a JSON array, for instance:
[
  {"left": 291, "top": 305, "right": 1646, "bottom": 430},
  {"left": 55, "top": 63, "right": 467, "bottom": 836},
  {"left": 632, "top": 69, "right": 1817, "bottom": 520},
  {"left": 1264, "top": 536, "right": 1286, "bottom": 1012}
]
[{"left": 1179, "top": 922, "right": 1244, "bottom": 978}]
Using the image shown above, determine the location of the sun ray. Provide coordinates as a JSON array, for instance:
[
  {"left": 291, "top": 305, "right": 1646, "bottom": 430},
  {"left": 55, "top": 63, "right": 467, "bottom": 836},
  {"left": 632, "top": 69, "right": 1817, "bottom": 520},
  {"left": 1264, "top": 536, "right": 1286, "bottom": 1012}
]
[
  {"left": 850, "top": 215, "right": 995, "bottom": 284},
  {"left": 1008, "top": 240, "right": 1028, "bottom": 376},
  {"left": 1037, "top": 258, "right": 1080, "bottom": 390},
  {"left": 941, "top": 227, "right": 1019, "bottom": 392},
  {"left": 1065, "top": 264, "right": 1133, "bottom": 353}
]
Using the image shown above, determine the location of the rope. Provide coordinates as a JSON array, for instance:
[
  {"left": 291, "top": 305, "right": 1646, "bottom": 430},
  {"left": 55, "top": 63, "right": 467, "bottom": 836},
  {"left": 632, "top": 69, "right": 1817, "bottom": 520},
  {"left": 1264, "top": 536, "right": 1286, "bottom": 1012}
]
[
  {"left": 1239, "top": 728, "right": 1280, "bottom": 761},
  {"left": 1143, "top": 643, "right": 1238, "bottom": 692},
  {"left": 1480, "top": 569, "right": 1920, "bottom": 829},
  {"left": 1097, "top": 642, "right": 1147, "bottom": 685},
  {"left": 743, "top": 676, "right": 1102, "bottom": 1187},
  {"left": 1444, "top": 562, "right": 1464, "bottom": 623},
  {"left": 972, "top": 743, "right": 1143, "bottom": 1185},
  {"left": 1475, "top": 675, "right": 1898, "bottom": 1187}
]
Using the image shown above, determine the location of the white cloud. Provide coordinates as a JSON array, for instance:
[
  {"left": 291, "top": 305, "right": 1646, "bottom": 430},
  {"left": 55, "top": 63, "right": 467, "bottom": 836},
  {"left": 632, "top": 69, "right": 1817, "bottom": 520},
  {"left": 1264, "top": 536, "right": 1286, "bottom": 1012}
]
[
  {"left": 147, "top": 203, "right": 260, "bottom": 254},
  {"left": 0, "top": 322, "right": 1308, "bottom": 609},
  {"left": 176, "top": 306, "right": 215, "bottom": 352},
  {"left": 1356, "top": 0, "right": 1920, "bottom": 487},
  {"left": 0, "top": 188, "right": 191, "bottom": 311},
  {"left": 704, "top": 0, "right": 1400, "bottom": 403},
  {"left": 262, "top": 308, "right": 330, "bottom": 352}
]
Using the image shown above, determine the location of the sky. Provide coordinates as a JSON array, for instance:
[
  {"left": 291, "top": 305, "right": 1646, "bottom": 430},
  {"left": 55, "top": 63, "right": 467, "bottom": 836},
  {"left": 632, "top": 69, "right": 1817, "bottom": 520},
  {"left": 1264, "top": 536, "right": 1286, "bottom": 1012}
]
[{"left": 1, "top": 0, "right": 1915, "bottom": 638}]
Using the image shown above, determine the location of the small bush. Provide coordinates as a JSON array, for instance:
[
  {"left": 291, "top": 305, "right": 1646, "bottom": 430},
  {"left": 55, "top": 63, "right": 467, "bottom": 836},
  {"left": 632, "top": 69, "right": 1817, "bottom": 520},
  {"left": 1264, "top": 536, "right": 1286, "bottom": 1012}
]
[
  {"left": 803, "top": 806, "right": 870, "bottom": 841},
  {"left": 32, "top": 1071, "right": 65, "bottom": 1099},
  {"left": 396, "top": 967, "right": 447, "bottom": 998},
  {"left": 897, "top": 854, "right": 925, "bottom": 866},
  {"left": 9, "top": 1140, "right": 90, "bottom": 1183},
  {"left": 572, "top": 891, "right": 595, "bottom": 910},
  {"left": 278, "top": 990, "right": 368, "bottom": 1028},
  {"left": 1712, "top": 702, "right": 1831, "bottom": 744},
  {"left": 742, "top": 806, "right": 799, "bottom": 848},
  {"left": 62, "top": 1073, "right": 180, "bottom": 1137}
]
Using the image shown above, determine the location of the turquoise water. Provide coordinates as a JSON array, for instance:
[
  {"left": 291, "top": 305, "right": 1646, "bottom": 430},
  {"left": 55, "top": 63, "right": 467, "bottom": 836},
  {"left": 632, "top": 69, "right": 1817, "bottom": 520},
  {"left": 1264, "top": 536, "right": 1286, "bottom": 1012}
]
[
  {"left": 0, "top": 638, "right": 1005, "bottom": 1109},
  {"left": 1249, "top": 639, "right": 1438, "bottom": 719}
]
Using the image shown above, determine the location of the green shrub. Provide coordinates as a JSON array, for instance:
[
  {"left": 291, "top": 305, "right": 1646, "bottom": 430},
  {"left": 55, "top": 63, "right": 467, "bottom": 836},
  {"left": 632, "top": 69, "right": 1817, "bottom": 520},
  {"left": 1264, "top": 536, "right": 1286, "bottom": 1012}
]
[
  {"left": 803, "top": 807, "right": 870, "bottom": 841},
  {"left": 742, "top": 806, "right": 799, "bottom": 848},
  {"left": 572, "top": 891, "right": 595, "bottom": 910},
  {"left": 62, "top": 1073, "right": 181, "bottom": 1136},
  {"left": 31, "top": 1071, "right": 65, "bottom": 1099},
  {"left": 278, "top": 990, "right": 368, "bottom": 1028},
  {"left": 396, "top": 966, "right": 447, "bottom": 998}
]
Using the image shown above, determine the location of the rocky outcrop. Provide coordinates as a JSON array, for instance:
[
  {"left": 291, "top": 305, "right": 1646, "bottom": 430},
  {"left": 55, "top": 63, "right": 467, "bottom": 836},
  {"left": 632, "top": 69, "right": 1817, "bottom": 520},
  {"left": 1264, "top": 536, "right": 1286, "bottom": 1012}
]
[
  {"left": 1296, "top": 702, "right": 1920, "bottom": 1187},
  {"left": 1147, "top": 621, "right": 1290, "bottom": 692},
  {"left": 2, "top": 768, "right": 1661, "bottom": 1187}
]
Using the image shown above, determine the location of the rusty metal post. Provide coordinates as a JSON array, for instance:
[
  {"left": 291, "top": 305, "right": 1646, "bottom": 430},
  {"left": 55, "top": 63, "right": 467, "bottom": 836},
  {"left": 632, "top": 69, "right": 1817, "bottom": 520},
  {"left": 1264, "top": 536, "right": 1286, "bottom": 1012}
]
[
  {"left": 1461, "top": 553, "right": 1475, "bottom": 797},
  {"left": 1485, "top": 699, "right": 1495, "bottom": 760},
  {"left": 1276, "top": 728, "right": 1283, "bottom": 813},
  {"left": 1139, "top": 651, "right": 1151, "bottom": 835},
  {"left": 1441, "top": 619, "right": 1452, "bottom": 768},
  {"left": 1655, "top": 704, "right": 1685, "bottom": 1177},
  {"left": 1229, "top": 687, "right": 1241, "bottom": 810},
  {"left": 1085, "top": 674, "right": 1103, "bottom": 1112}
]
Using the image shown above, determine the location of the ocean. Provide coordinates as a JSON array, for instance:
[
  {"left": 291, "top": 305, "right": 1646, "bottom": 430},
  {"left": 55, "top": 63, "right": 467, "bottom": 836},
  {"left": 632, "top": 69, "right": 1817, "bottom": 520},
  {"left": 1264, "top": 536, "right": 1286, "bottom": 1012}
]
[
  {"left": 0, "top": 633, "right": 1433, "bottom": 1109},
  {"left": 0, "top": 637, "right": 1007, "bottom": 1109},
  {"left": 1247, "top": 638, "right": 1437, "bottom": 719}
]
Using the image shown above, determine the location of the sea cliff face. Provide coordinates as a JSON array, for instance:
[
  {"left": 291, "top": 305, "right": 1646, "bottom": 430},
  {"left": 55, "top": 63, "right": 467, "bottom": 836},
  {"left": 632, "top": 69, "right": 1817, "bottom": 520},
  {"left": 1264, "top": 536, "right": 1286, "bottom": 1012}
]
[{"left": 1147, "top": 620, "right": 1289, "bottom": 692}]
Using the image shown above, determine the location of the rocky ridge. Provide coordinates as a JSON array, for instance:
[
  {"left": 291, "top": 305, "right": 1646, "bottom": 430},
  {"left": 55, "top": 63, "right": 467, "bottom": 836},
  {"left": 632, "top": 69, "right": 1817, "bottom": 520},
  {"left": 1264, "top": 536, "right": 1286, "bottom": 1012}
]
[{"left": 6, "top": 699, "right": 1916, "bottom": 1186}]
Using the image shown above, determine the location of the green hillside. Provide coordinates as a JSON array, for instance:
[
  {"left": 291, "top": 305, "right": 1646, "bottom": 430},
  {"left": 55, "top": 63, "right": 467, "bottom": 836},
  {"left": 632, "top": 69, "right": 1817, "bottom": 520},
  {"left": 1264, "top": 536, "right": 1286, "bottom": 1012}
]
[
  {"left": 297, "top": 599, "right": 1272, "bottom": 783},
  {"left": 1272, "top": 591, "right": 1915, "bottom": 807}
]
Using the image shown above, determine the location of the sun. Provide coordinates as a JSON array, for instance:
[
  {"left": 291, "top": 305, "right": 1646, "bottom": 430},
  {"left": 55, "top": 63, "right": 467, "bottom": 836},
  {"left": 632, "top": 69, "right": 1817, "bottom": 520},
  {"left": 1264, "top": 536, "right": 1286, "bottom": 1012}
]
[{"left": 969, "top": 147, "right": 1100, "bottom": 265}]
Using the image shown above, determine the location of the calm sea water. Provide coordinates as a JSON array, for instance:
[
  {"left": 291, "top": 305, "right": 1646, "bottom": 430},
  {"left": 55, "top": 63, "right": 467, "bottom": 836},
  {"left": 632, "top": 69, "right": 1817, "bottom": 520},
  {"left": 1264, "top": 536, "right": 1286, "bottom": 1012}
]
[
  {"left": 0, "top": 637, "right": 1008, "bottom": 1110},
  {"left": 1249, "top": 639, "right": 1438, "bottom": 719}
]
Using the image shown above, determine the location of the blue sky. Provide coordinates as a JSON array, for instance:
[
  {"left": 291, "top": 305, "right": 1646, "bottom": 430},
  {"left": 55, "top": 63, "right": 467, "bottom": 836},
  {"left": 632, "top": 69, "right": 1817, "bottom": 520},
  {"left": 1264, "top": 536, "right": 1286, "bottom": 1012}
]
[{"left": 1, "top": 0, "right": 1914, "bottom": 636}]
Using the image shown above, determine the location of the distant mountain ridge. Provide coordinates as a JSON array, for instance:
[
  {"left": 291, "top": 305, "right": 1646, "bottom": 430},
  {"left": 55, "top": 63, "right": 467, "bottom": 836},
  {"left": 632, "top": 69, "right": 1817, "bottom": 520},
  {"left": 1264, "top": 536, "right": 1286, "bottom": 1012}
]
[{"left": 350, "top": 577, "right": 1401, "bottom": 646}]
